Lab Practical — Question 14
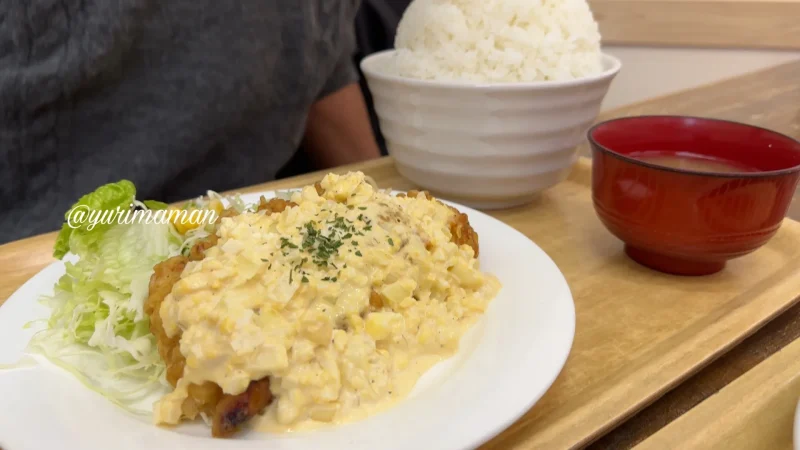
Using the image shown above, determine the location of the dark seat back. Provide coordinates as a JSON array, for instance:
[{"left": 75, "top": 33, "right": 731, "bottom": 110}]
[{"left": 354, "top": 0, "right": 412, "bottom": 156}]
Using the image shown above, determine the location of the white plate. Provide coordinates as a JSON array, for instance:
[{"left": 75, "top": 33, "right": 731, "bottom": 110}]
[{"left": 0, "top": 191, "right": 575, "bottom": 450}]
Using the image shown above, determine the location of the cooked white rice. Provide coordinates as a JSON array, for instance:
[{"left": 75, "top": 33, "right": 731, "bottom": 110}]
[{"left": 388, "top": 0, "right": 603, "bottom": 83}]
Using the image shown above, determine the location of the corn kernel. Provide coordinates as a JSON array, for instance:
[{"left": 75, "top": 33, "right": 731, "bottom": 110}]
[
  {"left": 170, "top": 205, "right": 216, "bottom": 234},
  {"left": 208, "top": 199, "right": 224, "bottom": 219},
  {"left": 221, "top": 317, "right": 236, "bottom": 334},
  {"left": 365, "top": 312, "right": 404, "bottom": 341},
  {"left": 347, "top": 314, "right": 365, "bottom": 333},
  {"left": 170, "top": 208, "right": 199, "bottom": 234}
]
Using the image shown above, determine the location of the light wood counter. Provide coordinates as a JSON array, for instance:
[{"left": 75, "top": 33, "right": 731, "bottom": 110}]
[{"left": 590, "top": 0, "right": 800, "bottom": 50}]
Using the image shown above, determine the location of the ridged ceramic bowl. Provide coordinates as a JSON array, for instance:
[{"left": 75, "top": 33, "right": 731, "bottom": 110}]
[
  {"left": 589, "top": 116, "right": 800, "bottom": 276},
  {"left": 361, "top": 50, "right": 622, "bottom": 209}
]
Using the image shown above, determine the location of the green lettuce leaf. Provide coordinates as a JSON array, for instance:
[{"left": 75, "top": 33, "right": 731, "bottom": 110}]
[
  {"left": 53, "top": 180, "right": 137, "bottom": 259},
  {"left": 142, "top": 200, "right": 168, "bottom": 210}
]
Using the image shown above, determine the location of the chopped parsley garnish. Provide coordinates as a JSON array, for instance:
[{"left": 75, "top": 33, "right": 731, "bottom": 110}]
[
  {"left": 260, "top": 258, "right": 269, "bottom": 262},
  {"left": 358, "top": 206, "right": 367, "bottom": 210},
  {"left": 294, "top": 216, "right": 366, "bottom": 268},
  {"left": 277, "top": 210, "right": 376, "bottom": 285},
  {"left": 280, "top": 237, "right": 298, "bottom": 249},
  {"left": 387, "top": 237, "right": 394, "bottom": 246}
]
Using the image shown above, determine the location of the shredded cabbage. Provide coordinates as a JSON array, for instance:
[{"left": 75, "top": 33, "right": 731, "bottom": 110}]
[
  {"left": 274, "top": 189, "right": 299, "bottom": 201},
  {"left": 24, "top": 181, "right": 182, "bottom": 413},
  {"left": 179, "top": 226, "right": 211, "bottom": 256},
  {"left": 205, "top": 189, "right": 248, "bottom": 213},
  {"left": 14, "top": 181, "right": 261, "bottom": 415}
]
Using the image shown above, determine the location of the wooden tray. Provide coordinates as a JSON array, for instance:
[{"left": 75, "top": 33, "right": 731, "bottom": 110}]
[
  {"left": 636, "top": 335, "right": 800, "bottom": 450},
  {"left": 475, "top": 159, "right": 800, "bottom": 449},
  {"left": 3, "top": 156, "right": 800, "bottom": 449},
  {"left": 231, "top": 156, "right": 800, "bottom": 448}
]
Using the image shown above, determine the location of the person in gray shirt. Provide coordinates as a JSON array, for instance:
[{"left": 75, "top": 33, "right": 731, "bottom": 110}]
[{"left": 0, "top": 0, "right": 382, "bottom": 244}]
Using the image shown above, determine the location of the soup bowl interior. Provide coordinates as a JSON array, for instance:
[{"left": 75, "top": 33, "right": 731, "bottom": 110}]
[
  {"left": 590, "top": 116, "right": 800, "bottom": 172},
  {"left": 588, "top": 116, "right": 800, "bottom": 276}
]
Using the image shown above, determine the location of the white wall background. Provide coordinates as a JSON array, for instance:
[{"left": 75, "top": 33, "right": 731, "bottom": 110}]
[{"left": 599, "top": 46, "right": 800, "bottom": 112}]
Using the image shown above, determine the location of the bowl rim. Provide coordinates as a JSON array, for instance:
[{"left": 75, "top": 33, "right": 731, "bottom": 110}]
[
  {"left": 587, "top": 115, "right": 800, "bottom": 178},
  {"left": 359, "top": 49, "right": 622, "bottom": 90}
]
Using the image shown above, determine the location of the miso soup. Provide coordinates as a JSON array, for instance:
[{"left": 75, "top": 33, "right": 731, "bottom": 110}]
[{"left": 632, "top": 152, "right": 758, "bottom": 174}]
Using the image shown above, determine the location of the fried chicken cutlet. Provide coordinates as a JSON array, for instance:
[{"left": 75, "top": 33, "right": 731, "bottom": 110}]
[
  {"left": 144, "top": 197, "right": 294, "bottom": 437},
  {"left": 397, "top": 190, "right": 479, "bottom": 256},
  {"left": 144, "top": 187, "right": 480, "bottom": 437}
]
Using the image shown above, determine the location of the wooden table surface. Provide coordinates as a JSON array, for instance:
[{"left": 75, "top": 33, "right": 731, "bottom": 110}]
[
  {"left": 2, "top": 60, "right": 800, "bottom": 448},
  {"left": 590, "top": 0, "right": 800, "bottom": 50}
]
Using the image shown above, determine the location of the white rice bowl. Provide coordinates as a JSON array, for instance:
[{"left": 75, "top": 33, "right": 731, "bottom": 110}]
[{"left": 388, "top": 0, "right": 603, "bottom": 83}]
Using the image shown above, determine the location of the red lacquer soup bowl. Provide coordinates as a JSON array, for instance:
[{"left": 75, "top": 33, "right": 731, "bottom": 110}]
[{"left": 588, "top": 116, "right": 800, "bottom": 276}]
